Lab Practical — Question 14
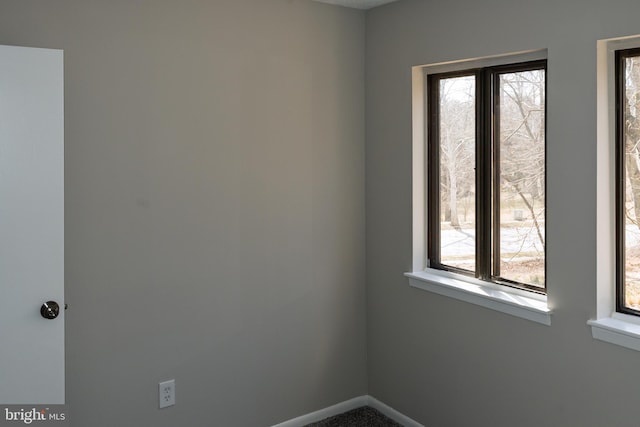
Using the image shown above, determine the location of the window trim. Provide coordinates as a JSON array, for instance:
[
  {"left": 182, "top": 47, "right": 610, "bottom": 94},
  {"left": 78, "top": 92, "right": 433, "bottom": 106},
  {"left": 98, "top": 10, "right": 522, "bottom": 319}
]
[
  {"left": 405, "top": 270, "right": 551, "bottom": 325},
  {"left": 408, "top": 50, "right": 551, "bottom": 326},
  {"left": 590, "top": 35, "right": 640, "bottom": 351},
  {"left": 615, "top": 47, "right": 640, "bottom": 317}
]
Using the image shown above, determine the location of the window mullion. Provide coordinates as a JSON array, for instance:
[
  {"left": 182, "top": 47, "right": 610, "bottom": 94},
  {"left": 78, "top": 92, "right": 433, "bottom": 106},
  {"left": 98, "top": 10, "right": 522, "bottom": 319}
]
[
  {"left": 492, "top": 70, "right": 501, "bottom": 280},
  {"left": 615, "top": 49, "right": 625, "bottom": 313},
  {"left": 476, "top": 69, "right": 492, "bottom": 280}
]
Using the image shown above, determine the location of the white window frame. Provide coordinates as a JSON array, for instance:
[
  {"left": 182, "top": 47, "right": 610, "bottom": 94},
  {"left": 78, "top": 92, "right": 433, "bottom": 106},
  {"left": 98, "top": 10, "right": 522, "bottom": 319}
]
[
  {"left": 589, "top": 35, "right": 640, "bottom": 351},
  {"left": 406, "top": 49, "right": 551, "bottom": 326}
]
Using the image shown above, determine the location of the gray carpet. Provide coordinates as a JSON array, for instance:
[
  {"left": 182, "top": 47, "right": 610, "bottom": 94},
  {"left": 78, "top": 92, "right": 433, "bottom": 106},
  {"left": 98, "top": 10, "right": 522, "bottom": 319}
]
[{"left": 303, "top": 406, "right": 403, "bottom": 427}]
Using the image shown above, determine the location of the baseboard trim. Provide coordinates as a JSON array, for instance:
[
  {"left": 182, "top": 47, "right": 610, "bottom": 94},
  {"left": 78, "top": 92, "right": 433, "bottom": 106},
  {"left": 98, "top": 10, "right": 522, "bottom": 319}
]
[{"left": 271, "top": 395, "right": 423, "bottom": 427}]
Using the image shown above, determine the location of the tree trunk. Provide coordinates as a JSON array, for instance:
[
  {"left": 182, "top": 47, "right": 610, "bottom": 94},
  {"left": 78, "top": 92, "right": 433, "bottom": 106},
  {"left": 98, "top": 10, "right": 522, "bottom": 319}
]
[
  {"left": 517, "top": 191, "right": 545, "bottom": 247},
  {"left": 449, "top": 166, "right": 459, "bottom": 228},
  {"left": 626, "top": 150, "right": 640, "bottom": 229}
]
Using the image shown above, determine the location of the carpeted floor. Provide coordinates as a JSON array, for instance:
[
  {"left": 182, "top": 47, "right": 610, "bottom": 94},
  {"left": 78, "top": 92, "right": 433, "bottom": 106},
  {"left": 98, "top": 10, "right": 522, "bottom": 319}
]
[{"left": 303, "top": 406, "right": 403, "bottom": 427}]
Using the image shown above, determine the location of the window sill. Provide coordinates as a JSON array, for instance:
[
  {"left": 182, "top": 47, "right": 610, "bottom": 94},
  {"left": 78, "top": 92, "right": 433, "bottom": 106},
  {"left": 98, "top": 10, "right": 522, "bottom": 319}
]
[
  {"left": 405, "top": 270, "right": 551, "bottom": 325},
  {"left": 588, "top": 316, "right": 640, "bottom": 352}
]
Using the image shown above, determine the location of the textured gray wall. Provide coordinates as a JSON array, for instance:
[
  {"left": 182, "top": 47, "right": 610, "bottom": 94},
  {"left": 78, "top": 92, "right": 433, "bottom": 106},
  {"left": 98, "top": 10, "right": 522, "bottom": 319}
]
[
  {"left": 0, "top": 1, "right": 366, "bottom": 425},
  {"left": 366, "top": 0, "right": 640, "bottom": 426}
]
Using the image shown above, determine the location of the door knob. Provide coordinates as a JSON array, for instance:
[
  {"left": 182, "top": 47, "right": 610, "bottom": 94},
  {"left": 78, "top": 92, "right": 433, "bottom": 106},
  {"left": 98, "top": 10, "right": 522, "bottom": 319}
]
[{"left": 40, "top": 301, "right": 60, "bottom": 320}]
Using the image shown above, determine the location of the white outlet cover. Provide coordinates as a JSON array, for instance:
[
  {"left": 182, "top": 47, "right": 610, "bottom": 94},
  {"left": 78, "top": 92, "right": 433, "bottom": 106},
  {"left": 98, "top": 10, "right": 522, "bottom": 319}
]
[{"left": 159, "top": 379, "right": 175, "bottom": 409}]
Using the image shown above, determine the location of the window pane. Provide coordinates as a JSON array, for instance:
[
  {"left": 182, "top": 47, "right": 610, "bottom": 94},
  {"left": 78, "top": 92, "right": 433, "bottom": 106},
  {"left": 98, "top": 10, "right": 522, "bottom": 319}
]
[
  {"left": 624, "top": 55, "right": 640, "bottom": 310},
  {"left": 438, "top": 76, "right": 476, "bottom": 272},
  {"left": 496, "top": 69, "right": 545, "bottom": 288}
]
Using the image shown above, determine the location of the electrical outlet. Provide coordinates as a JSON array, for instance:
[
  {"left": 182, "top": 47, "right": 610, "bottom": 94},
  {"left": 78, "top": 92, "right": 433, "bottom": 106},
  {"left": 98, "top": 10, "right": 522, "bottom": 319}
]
[{"left": 159, "top": 379, "right": 175, "bottom": 409}]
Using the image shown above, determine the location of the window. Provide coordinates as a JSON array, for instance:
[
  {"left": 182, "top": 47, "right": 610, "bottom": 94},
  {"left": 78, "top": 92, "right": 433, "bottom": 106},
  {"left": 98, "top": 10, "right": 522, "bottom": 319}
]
[
  {"left": 589, "top": 36, "right": 640, "bottom": 351},
  {"left": 616, "top": 48, "right": 640, "bottom": 315},
  {"left": 407, "top": 51, "right": 550, "bottom": 325},
  {"left": 427, "top": 61, "right": 546, "bottom": 293}
]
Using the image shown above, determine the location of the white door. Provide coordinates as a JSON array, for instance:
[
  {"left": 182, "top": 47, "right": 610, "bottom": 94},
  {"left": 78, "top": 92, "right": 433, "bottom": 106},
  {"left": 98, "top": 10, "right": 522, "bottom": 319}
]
[{"left": 0, "top": 45, "right": 64, "bottom": 404}]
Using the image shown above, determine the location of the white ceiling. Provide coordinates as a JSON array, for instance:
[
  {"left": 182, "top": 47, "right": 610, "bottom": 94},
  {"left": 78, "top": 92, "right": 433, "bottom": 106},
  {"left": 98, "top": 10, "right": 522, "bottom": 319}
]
[{"left": 311, "top": 0, "right": 399, "bottom": 10}]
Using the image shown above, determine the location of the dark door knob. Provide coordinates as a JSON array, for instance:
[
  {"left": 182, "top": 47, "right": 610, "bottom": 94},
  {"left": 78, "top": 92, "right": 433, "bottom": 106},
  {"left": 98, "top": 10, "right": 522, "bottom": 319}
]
[{"left": 40, "top": 301, "right": 60, "bottom": 320}]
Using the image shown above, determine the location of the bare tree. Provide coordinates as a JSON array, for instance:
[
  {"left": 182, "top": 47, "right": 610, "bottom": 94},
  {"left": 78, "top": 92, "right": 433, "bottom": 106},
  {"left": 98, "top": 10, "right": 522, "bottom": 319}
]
[
  {"left": 439, "top": 77, "right": 475, "bottom": 228},
  {"left": 624, "top": 58, "right": 640, "bottom": 230},
  {"left": 499, "top": 70, "right": 546, "bottom": 251}
]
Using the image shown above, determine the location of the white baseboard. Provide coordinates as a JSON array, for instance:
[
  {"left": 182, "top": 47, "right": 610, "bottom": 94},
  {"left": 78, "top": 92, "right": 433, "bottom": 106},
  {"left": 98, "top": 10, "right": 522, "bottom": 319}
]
[{"left": 271, "top": 395, "right": 423, "bottom": 427}]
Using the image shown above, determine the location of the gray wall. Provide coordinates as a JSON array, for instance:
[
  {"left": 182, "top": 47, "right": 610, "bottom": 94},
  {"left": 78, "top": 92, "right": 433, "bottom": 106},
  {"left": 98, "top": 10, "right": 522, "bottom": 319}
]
[
  {"left": 366, "top": 1, "right": 640, "bottom": 426},
  {"left": 0, "top": 1, "right": 366, "bottom": 425},
  {"left": 8, "top": 0, "right": 636, "bottom": 425}
]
